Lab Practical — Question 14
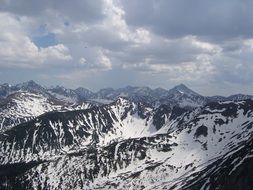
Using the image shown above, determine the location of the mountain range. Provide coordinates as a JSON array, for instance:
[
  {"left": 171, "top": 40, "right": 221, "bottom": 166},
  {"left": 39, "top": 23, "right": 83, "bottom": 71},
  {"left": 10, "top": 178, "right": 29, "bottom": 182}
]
[{"left": 0, "top": 80, "right": 253, "bottom": 189}]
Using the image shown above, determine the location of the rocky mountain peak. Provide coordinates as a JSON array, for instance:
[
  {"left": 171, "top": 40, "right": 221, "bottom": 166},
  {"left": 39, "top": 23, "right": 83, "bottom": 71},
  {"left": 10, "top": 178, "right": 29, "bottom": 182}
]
[{"left": 168, "top": 83, "right": 200, "bottom": 96}]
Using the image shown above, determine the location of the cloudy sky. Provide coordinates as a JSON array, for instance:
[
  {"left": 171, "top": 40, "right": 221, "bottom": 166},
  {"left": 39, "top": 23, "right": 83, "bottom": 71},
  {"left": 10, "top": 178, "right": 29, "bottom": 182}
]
[{"left": 0, "top": 0, "right": 253, "bottom": 95}]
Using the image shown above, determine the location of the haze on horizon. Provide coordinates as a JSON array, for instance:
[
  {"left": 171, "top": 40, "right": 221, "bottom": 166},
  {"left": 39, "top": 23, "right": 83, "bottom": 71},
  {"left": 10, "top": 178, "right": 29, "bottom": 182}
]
[{"left": 0, "top": 0, "right": 253, "bottom": 96}]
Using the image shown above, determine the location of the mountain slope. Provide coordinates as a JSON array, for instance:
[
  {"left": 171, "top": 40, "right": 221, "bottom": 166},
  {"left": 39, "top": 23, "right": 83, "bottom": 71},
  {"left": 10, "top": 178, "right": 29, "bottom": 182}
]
[
  {"left": 1, "top": 81, "right": 253, "bottom": 189},
  {"left": 0, "top": 92, "right": 66, "bottom": 131},
  {"left": 0, "top": 97, "right": 187, "bottom": 164},
  {"left": 1, "top": 99, "right": 253, "bottom": 189}
]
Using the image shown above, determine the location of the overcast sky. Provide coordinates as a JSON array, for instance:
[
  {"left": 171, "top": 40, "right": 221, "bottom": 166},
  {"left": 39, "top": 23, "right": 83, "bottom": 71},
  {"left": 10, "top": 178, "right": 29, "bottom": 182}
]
[{"left": 0, "top": 0, "right": 253, "bottom": 95}]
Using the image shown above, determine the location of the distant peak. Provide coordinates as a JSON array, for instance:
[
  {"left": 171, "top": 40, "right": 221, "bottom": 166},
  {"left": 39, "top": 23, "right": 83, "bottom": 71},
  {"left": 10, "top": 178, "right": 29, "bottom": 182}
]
[
  {"left": 154, "top": 87, "right": 167, "bottom": 91},
  {"left": 169, "top": 84, "right": 200, "bottom": 96},
  {"left": 26, "top": 80, "right": 38, "bottom": 85},
  {"left": 75, "top": 87, "right": 90, "bottom": 91},
  {"left": 18, "top": 80, "right": 41, "bottom": 88},
  {"left": 98, "top": 87, "right": 114, "bottom": 92},
  {"left": 174, "top": 83, "right": 188, "bottom": 89},
  {"left": 27, "top": 80, "right": 36, "bottom": 83},
  {"left": 54, "top": 85, "right": 66, "bottom": 89}
]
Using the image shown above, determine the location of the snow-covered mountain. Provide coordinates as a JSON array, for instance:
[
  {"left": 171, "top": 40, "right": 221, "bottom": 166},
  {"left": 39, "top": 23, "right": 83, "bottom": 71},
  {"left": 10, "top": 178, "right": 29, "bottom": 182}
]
[
  {"left": 0, "top": 81, "right": 253, "bottom": 190},
  {"left": 47, "top": 86, "right": 79, "bottom": 103},
  {"left": 0, "top": 97, "right": 188, "bottom": 164},
  {"left": 0, "top": 91, "right": 63, "bottom": 131},
  {"left": 0, "top": 87, "right": 93, "bottom": 132},
  {"left": 1, "top": 80, "right": 252, "bottom": 106}
]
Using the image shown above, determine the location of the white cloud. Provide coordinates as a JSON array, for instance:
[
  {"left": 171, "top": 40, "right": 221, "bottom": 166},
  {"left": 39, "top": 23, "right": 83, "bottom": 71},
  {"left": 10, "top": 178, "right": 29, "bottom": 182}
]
[
  {"left": 0, "top": 13, "right": 71, "bottom": 68},
  {"left": 189, "top": 36, "right": 221, "bottom": 54},
  {"left": 40, "top": 44, "right": 72, "bottom": 62},
  {"left": 118, "top": 35, "right": 222, "bottom": 84},
  {"left": 79, "top": 57, "right": 87, "bottom": 65},
  {"left": 243, "top": 39, "right": 253, "bottom": 49},
  {"left": 97, "top": 50, "right": 112, "bottom": 70},
  {"left": 134, "top": 28, "right": 151, "bottom": 44},
  {"left": 103, "top": 0, "right": 151, "bottom": 44}
]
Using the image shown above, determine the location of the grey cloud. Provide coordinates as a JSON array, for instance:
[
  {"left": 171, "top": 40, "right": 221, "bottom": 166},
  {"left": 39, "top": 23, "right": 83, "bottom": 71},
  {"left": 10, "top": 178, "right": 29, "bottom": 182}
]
[
  {"left": 212, "top": 46, "right": 253, "bottom": 85},
  {"left": 121, "top": 0, "right": 253, "bottom": 41},
  {"left": 109, "top": 36, "right": 219, "bottom": 67},
  {"left": 58, "top": 26, "right": 130, "bottom": 51},
  {"left": 0, "top": 0, "right": 105, "bottom": 23}
]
